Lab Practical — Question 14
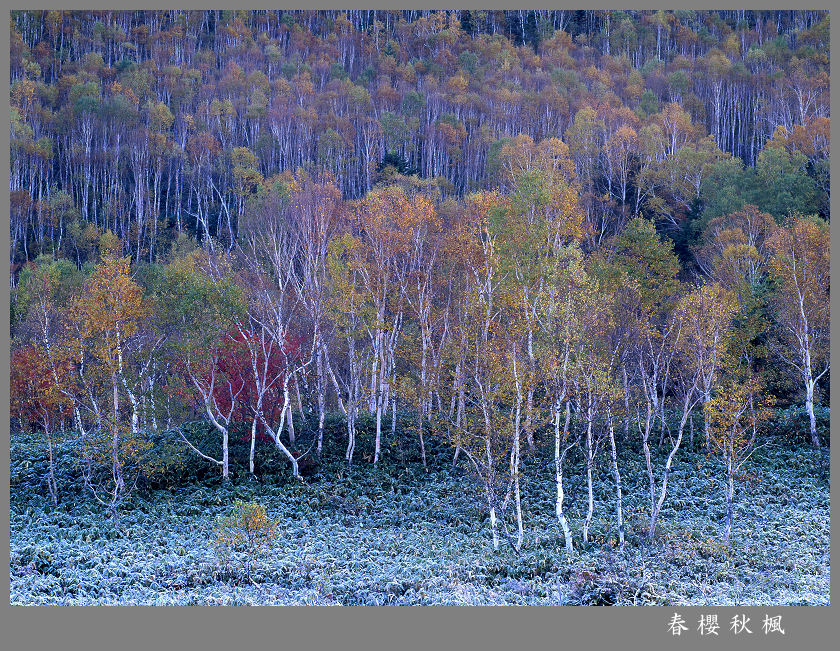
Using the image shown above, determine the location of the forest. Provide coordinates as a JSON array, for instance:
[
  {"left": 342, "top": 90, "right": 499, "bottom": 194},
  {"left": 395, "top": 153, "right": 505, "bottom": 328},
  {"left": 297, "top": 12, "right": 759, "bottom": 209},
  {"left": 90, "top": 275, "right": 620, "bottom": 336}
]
[{"left": 9, "top": 10, "right": 830, "bottom": 606}]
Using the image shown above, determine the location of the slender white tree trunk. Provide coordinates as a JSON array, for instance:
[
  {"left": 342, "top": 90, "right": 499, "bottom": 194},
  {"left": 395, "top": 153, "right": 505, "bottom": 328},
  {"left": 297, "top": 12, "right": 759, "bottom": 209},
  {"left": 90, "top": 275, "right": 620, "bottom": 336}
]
[
  {"left": 555, "top": 402, "right": 573, "bottom": 552},
  {"left": 804, "top": 377, "right": 820, "bottom": 448},
  {"left": 374, "top": 393, "right": 383, "bottom": 464},
  {"left": 525, "top": 326, "right": 536, "bottom": 452},
  {"left": 222, "top": 428, "right": 229, "bottom": 479},
  {"left": 285, "top": 401, "right": 295, "bottom": 446},
  {"left": 724, "top": 454, "right": 734, "bottom": 540},
  {"left": 489, "top": 503, "right": 499, "bottom": 551},
  {"left": 649, "top": 391, "right": 693, "bottom": 538},
  {"left": 316, "top": 344, "right": 326, "bottom": 457},
  {"left": 451, "top": 364, "right": 465, "bottom": 467},
  {"left": 373, "top": 329, "right": 385, "bottom": 465},
  {"left": 260, "top": 379, "right": 300, "bottom": 478},
  {"left": 249, "top": 418, "right": 258, "bottom": 475},
  {"left": 582, "top": 396, "right": 595, "bottom": 544},
  {"left": 607, "top": 407, "right": 624, "bottom": 549},
  {"left": 483, "top": 407, "right": 499, "bottom": 551},
  {"left": 511, "top": 350, "right": 524, "bottom": 551},
  {"left": 642, "top": 404, "right": 656, "bottom": 519},
  {"left": 47, "top": 433, "right": 59, "bottom": 505}
]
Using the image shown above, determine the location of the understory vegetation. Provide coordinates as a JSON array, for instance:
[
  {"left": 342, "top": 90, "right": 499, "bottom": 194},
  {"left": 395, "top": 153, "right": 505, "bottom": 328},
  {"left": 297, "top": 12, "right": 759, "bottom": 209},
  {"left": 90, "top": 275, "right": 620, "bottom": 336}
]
[{"left": 10, "top": 413, "right": 829, "bottom": 606}]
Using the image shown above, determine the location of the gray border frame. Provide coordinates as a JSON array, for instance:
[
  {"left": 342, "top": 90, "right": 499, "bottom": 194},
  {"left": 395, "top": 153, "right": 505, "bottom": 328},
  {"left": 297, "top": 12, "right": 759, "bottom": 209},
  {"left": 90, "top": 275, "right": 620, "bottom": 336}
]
[{"left": 1, "top": 2, "right": 835, "bottom": 650}]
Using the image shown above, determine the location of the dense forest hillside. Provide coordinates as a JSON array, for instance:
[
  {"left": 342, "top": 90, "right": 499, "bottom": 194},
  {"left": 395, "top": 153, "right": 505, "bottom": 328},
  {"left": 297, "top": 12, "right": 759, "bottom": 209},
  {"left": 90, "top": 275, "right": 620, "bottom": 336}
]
[
  {"left": 10, "top": 10, "right": 829, "bottom": 262},
  {"left": 8, "top": 11, "right": 830, "bottom": 606}
]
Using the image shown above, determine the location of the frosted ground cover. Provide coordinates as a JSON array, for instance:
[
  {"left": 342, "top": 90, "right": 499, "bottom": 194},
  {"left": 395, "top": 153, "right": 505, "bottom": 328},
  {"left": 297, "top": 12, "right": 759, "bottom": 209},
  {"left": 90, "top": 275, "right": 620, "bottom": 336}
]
[{"left": 10, "top": 423, "right": 829, "bottom": 606}]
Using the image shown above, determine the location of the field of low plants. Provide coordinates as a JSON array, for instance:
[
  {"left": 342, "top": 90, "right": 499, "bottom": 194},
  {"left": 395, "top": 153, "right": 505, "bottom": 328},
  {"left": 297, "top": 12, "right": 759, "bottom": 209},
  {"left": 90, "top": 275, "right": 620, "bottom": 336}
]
[{"left": 9, "top": 412, "right": 830, "bottom": 606}]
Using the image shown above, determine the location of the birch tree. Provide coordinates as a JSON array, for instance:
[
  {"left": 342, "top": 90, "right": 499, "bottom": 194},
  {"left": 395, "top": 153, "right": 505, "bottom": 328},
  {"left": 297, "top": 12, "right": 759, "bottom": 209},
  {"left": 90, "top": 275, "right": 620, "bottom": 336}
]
[
  {"left": 767, "top": 215, "right": 830, "bottom": 447},
  {"left": 538, "top": 245, "right": 588, "bottom": 552},
  {"left": 705, "top": 375, "right": 772, "bottom": 540},
  {"left": 64, "top": 236, "right": 157, "bottom": 526},
  {"left": 162, "top": 250, "right": 245, "bottom": 480}
]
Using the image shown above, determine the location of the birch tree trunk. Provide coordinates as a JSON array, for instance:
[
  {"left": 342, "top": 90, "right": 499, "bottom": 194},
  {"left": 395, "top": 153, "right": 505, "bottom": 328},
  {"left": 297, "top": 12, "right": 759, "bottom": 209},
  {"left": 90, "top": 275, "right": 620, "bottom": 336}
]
[
  {"left": 259, "top": 393, "right": 300, "bottom": 479},
  {"left": 649, "top": 388, "right": 695, "bottom": 538},
  {"left": 641, "top": 401, "right": 656, "bottom": 524},
  {"left": 373, "top": 327, "right": 385, "bottom": 464},
  {"left": 512, "top": 351, "right": 524, "bottom": 551},
  {"left": 525, "top": 326, "right": 536, "bottom": 452},
  {"left": 316, "top": 342, "right": 326, "bottom": 457},
  {"left": 488, "top": 501, "right": 500, "bottom": 551},
  {"left": 724, "top": 453, "right": 734, "bottom": 540},
  {"left": 607, "top": 406, "right": 624, "bottom": 549},
  {"left": 47, "top": 432, "right": 59, "bottom": 506},
  {"left": 582, "top": 393, "right": 595, "bottom": 544},
  {"left": 805, "top": 386, "right": 818, "bottom": 446},
  {"left": 555, "top": 401, "right": 573, "bottom": 552},
  {"left": 249, "top": 417, "right": 258, "bottom": 475}
]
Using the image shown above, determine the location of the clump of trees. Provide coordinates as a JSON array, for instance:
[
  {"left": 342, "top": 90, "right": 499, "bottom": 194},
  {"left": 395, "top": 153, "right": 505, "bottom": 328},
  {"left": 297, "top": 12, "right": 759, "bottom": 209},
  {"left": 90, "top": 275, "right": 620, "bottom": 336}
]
[
  {"left": 11, "top": 167, "right": 829, "bottom": 544},
  {"left": 9, "top": 10, "right": 830, "bottom": 547}
]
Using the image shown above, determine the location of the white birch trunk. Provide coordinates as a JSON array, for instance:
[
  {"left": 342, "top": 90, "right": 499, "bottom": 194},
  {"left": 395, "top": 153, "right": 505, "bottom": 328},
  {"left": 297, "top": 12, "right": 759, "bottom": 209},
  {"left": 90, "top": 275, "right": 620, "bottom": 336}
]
[
  {"left": 555, "top": 401, "right": 573, "bottom": 552},
  {"left": 607, "top": 407, "right": 624, "bottom": 549},
  {"left": 582, "top": 395, "right": 595, "bottom": 544},
  {"left": 649, "top": 388, "right": 695, "bottom": 538}
]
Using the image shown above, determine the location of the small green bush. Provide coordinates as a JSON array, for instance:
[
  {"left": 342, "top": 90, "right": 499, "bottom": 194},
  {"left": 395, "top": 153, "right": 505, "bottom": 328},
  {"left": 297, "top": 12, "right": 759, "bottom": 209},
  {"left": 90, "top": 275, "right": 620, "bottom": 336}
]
[{"left": 212, "top": 501, "right": 279, "bottom": 581}]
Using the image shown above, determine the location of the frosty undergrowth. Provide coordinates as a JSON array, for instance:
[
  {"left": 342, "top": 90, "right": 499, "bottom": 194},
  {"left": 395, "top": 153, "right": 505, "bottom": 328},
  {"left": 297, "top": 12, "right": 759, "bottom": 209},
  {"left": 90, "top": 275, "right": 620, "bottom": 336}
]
[{"left": 9, "top": 424, "right": 830, "bottom": 606}]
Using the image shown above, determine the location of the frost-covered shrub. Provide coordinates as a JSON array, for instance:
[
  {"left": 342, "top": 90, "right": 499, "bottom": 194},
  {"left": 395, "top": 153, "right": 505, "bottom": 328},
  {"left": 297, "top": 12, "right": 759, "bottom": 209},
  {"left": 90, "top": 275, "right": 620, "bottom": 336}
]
[{"left": 212, "top": 501, "right": 279, "bottom": 581}]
